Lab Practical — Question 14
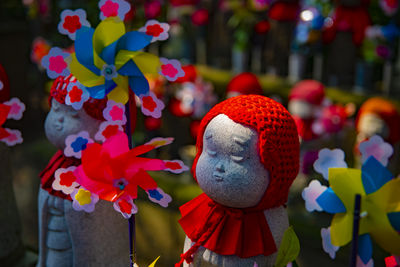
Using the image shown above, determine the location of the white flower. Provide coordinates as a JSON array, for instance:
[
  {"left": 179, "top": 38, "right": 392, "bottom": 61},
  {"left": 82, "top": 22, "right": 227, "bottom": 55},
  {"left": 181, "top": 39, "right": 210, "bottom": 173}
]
[
  {"left": 321, "top": 227, "right": 339, "bottom": 259},
  {"left": 302, "top": 180, "right": 327, "bottom": 212},
  {"left": 359, "top": 135, "right": 393, "bottom": 167},
  {"left": 314, "top": 148, "right": 347, "bottom": 180}
]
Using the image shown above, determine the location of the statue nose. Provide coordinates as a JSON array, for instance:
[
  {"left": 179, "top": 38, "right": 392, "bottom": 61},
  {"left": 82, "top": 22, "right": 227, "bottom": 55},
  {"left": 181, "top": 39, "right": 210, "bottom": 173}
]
[
  {"left": 215, "top": 161, "right": 225, "bottom": 172},
  {"left": 57, "top": 116, "right": 64, "bottom": 123}
]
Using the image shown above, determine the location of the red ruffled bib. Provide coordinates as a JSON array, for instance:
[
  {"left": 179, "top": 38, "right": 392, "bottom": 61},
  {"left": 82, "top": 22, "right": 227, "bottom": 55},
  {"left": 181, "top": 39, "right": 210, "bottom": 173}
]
[
  {"left": 40, "top": 150, "right": 80, "bottom": 200},
  {"left": 176, "top": 193, "right": 277, "bottom": 266}
]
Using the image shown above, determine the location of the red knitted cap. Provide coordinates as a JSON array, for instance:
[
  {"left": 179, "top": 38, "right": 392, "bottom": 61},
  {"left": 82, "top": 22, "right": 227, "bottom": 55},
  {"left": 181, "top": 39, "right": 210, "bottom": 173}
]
[
  {"left": 226, "top": 72, "right": 263, "bottom": 96},
  {"left": 356, "top": 97, "right": 400, "bottom": 144},
  {"left": 289, "top": 80, "right": 325, "bottom": 105},
  {"left": 192, "top": 95, "right": 300, "bottom": 210},
  {"left": 49, "top": 75, "right": 107, "bottom": 121}
]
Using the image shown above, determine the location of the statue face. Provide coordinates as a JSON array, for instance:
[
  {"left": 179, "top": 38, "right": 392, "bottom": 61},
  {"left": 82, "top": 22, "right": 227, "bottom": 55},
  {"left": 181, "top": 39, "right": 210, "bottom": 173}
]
[
  {"left": 357, "top": 113, "right": 389, "bottom": 141},
  {"left": 288, "top": 100, "right": 314, "bottom": 119},
  {"left": 196, "top": 114, "right": 269, "bottom": 208},
  {"left": 44, "top": 99, "right": 102, "bottom": 150}
]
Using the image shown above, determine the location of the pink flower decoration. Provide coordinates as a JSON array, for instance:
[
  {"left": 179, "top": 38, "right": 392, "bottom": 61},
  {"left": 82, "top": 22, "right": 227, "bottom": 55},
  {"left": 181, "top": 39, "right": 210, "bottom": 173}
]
[
  {"left": 359, "top": 135, "right": 393, "bottom": 166},
  {"left": 52, "top": 167, "right": 80, "bottom": 194},
  {"left": 163, "top": 160, "right": 189, "bottom": 174},
  {"left": 139, "top": 20, "right": 170, "bottom": 43},
  {"left": 380, "top": 0, "right": 399, "bottom": 16},
  {"left": 159, "top": 58, "right": 185, "bottom": 81},
  {"left": 191, "top": 9, "right": 209, "bottom": 26},
  {"left": 98, "top": 0, "right": 131, "bottom": 21},
  {"left": 1, "top": 129, "right": 22, "bottom": 146},
  {"left": 94, "top": 121, "right": 124, "bottom": 142},
  {"left": 302, "top": 180, "right": 327, "bottom": 212},
  {"left": 4, "top": 98, "right": 25, "bottom": 120},
  {"left": 144, "top": 0, "right": 162, "bottom": 19},
  {"left": 41, "top": 47, "right": 70, "bottom": 79},
  {"left": 58, "top": 9, "right": 90, "bottom": 40},
  {"left": 139, "top": 91, "right": 165, "bottom": 118},
  {"left": 103, "top": 100, "right": 127, "bottom": 125}
]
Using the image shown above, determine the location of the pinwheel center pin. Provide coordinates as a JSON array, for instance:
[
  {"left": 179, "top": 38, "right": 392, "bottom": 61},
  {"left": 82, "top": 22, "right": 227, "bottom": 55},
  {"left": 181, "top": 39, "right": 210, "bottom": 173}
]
[{"left": 101, "top": 64, "right": 117, "bottom": 80}]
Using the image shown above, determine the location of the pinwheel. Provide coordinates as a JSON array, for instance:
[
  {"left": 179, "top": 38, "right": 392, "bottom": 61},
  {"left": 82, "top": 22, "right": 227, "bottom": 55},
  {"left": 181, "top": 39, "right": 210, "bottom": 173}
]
[
  {"left": 70, "top": 17, "right": 162, "bottom": 104},
  {"left": 67, "top": 131, "right": 188, "bottom": 218},
  {"left": 302, "top": 138, "right": 400, "bottom": 265}
]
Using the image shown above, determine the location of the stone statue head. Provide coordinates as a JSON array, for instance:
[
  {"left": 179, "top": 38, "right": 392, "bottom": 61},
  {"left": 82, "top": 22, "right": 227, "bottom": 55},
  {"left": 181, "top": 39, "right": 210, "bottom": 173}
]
[
  {"left": 193, "top": 95, "right": 300, "bottom": 210},
  {"left": 44, "top": 75, "right": 107, "bottom": 150}
]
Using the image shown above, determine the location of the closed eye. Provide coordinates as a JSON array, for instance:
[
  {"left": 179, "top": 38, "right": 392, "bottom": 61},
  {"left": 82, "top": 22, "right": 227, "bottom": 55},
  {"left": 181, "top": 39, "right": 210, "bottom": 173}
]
[
  {"left": 231, "top": 155, "right": 244, "bottom": 162},
  {"left": 207, "top": 148, "right": 216, "bottom": 156}
]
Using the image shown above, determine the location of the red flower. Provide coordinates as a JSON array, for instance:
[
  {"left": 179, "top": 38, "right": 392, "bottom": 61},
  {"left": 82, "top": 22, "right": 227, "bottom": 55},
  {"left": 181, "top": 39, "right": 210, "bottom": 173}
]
[
  {"left": 69, "top": 85, "right": 83, "bottom": 103},
  {"left": 146, "top": 24, "right": 163, "bottom": 37},
  {"left": 191, "top": 9, "right": 209, "bottom": 26},
  {"left": 60, "top": 172, "right": 77, "bottom": 187},
  {"left": 142, "top": 96, "right": 157, "bottom": 112},
  {"left": 102, "top": 124, "right": 120, "bottom": 139},
  {"left": 165, "top": 161, "right": 181, "bottom": 170},
  {"left": 63, "top": 15, "right": 82, "bottom": 34}
]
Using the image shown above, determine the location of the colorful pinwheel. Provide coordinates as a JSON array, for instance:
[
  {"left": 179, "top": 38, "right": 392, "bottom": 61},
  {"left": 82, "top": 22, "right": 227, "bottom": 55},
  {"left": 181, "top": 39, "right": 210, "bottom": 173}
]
[
  {"left": 41, "top": 6, "right": 184, "bottom": 118},
  {"left": 60, "top": 131, "right": 188, "bottom": 218},
  {"left": 302, "top": 137, "right": 400, "bottom": 265}
]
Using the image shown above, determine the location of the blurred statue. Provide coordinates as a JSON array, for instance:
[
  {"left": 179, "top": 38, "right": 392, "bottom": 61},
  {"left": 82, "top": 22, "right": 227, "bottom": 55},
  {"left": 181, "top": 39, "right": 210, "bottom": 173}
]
[
  {"left": 37, "top": 75, "right": 129, "bottom": 267},
  {"left": 177, "top": 95, "right": 300, "bottom": 266},
  {"left": 355, "top": 97, "right": 400, "bottom": 174}
]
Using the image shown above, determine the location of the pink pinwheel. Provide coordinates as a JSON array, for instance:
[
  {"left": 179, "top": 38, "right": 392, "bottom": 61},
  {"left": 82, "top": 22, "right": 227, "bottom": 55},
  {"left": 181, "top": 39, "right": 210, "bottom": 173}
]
[{"left": 74, "top": 131, "right": 187, "bottom": 217}]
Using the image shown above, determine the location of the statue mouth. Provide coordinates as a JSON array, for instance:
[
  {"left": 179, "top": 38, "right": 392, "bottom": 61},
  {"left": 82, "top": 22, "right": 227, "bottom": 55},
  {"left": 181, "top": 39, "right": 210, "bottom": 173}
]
[
  {"left": 54, "top": 124, "right": 63, "bottom": 131},
  {"left": 213, "top": 173, "right": 224, "bottom": 182}
]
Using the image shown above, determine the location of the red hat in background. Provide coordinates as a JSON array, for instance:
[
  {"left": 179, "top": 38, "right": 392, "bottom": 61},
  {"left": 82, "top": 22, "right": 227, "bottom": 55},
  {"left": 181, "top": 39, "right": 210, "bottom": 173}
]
[
  {"left": 226, "top": 72, "right": 263, "bottom": 96},
  {"left": 356, "top": 97, "right": 400, "bottom": 144},
  {"left": 0, "top": 63, "right": 10, "bottom": 103},
  {"left": 289, "top": 80, "right": 325, "bottom": 105},
  {"left": 174, "top": 64, "right": 198, "bottom": 84}
]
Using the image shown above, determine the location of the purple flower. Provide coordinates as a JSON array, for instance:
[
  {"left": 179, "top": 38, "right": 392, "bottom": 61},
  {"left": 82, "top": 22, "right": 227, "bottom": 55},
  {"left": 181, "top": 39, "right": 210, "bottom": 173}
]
[
  {"left": 313, "top": 148, "right": 348, "bottom": 180},
  {"left": 98, "top": 0, "right": 131, "bottom": 21},
  {"left": 41, "top": 47, "right": 70, "bottom": 79},
  {"left": 359, "top": 135, "right": 393, "bottom": 166},
  {"left": 4, "top": 98, "right": 25, "bottom": 120},
  {"left": 64, "top": 131, "right": 94, "bottom": 159},
  {"left": 159, "top": 58, "right": 185, "bottom": 82},
  {"left": 65, "top": 81, "right": 90, "bottom": 110},
  {"left": 146, "top": 187, "right": 172, "bottom": 207},
  {"left": 302, "top": 180, "right": 327, "bottom": 212},
  {"left": 94, "top": 121, "right": 123, "bottom": 142},
  {"left": 321, "top": 227, "right": 339, "bottom": 259},
  {"left": 103, "top": 100, "right": 127, "bottom": 125},
  {"left": 1, "top": 129, "right": 23, "bottom": 146},
  {"left": 58, "top": 9, "right": 91, "bottom": 40},
  {"left": 113, "top": 196, "right": 138, "bottom": 219},
  {"left": 71, "top": 187, "right": 99, "bottom": 213},
  {"left": 139, "top": 91, "right": 165, "bottom": 118}
]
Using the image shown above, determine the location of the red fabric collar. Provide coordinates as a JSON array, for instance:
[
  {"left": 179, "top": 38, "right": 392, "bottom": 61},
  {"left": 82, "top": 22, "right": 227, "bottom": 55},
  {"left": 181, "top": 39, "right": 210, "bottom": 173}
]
[
  {"left": 40, "top": 150, "right": 81, "bottom": 200},
  {"left": 176, "top": 193, "right": 277, "bottom": 266}
]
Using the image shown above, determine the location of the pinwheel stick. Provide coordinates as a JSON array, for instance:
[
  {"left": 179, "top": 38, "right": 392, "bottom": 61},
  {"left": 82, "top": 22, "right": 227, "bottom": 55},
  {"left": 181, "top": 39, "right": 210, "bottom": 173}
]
[
  {"left": 350, "top": 194, "right": 361, "bottom": 267},
  {"left": 125, "top": 98, "right": 137, "bottom": 267}
]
